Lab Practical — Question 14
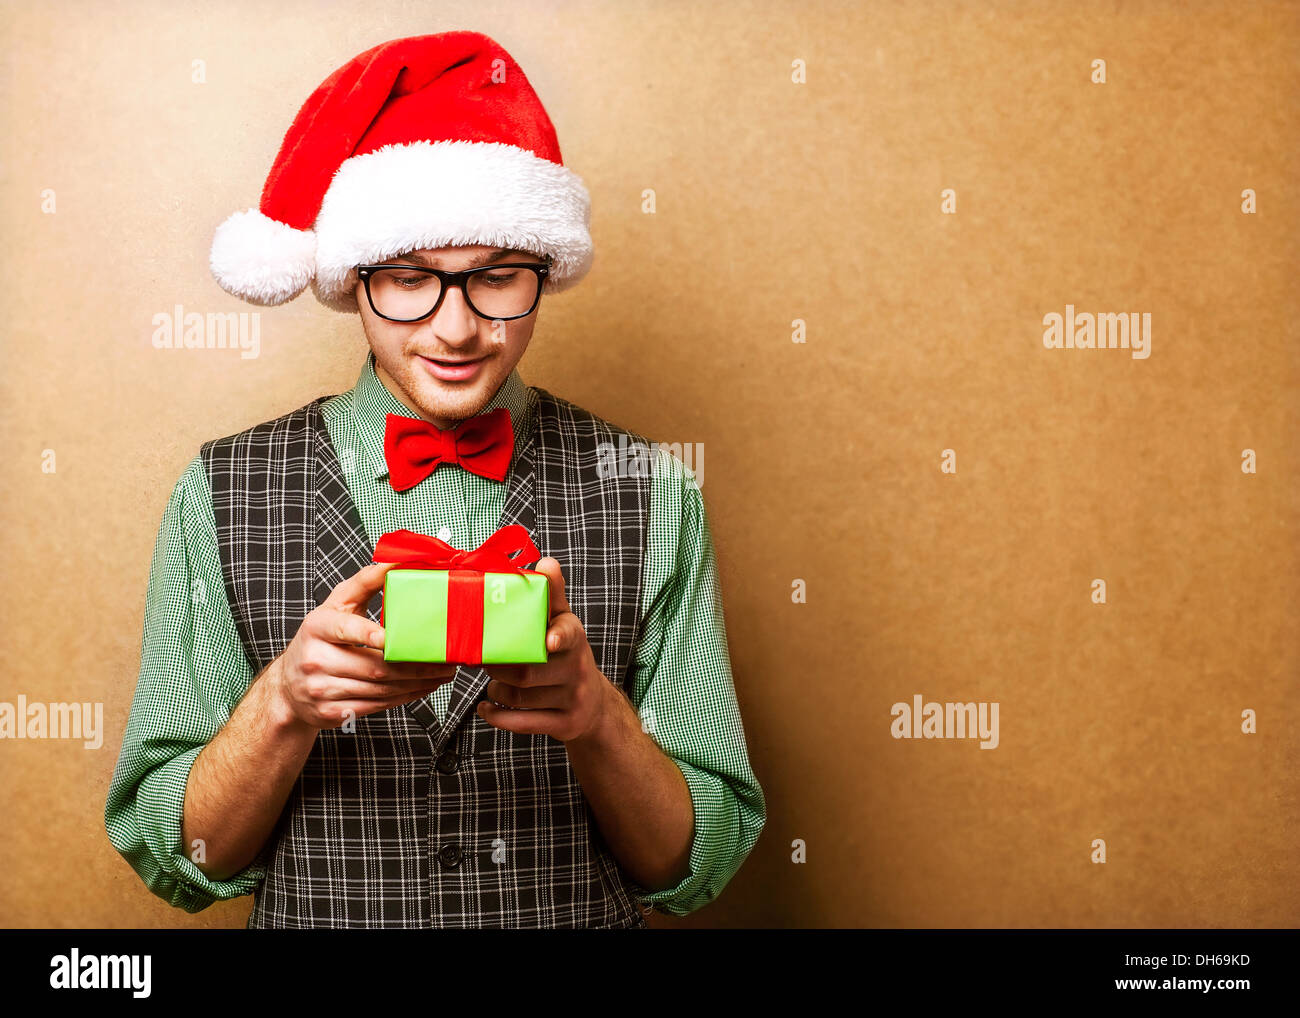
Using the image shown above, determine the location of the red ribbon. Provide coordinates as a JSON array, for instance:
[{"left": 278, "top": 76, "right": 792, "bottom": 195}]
[
  {"left": 372, "top": 524, "right": 540, "bottom": 573},
  {"left": 371, "top": 525, "right": 542, "bottom": 662}
]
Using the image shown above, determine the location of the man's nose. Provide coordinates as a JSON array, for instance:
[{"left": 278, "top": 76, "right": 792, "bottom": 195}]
[{"left": 429, "top": 283, "right": 479, "bottom": 344}]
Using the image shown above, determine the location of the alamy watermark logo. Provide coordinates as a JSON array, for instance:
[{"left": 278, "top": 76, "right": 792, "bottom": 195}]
[
  {"left": 50, "top": 950, "right": 151, "bottom": 998},
  {"left": 891, "top": 694, "right": 1000, "bottom": 749},
  {"left": 152, "top": 304, "right": 261, "bottom": 359},
  {"left": 596, "top": 436, "right": 704, "bottom": 489},
  {"left": 0, "top": 695, "right": 103, "bottom": 749},
  {"left": 1042, "top": 304, "right": 1151, "bottom": 360}
]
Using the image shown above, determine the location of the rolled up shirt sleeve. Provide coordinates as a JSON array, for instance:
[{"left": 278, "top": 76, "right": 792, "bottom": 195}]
[
  {"left": 623, "top": 447, "right": 766, "bottom": 916},
  {"left": 105, "top": 455, "right": 266, "bottom": 913}
]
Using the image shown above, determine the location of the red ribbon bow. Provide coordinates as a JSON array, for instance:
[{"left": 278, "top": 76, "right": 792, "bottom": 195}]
[
  {"left": 371, "top": 524, "right": 540, "bottom": 573},
  {"left": 383, "top": 408, "right": 513, "bottom": 492}
]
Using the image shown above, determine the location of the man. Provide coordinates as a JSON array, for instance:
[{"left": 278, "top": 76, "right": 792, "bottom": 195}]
[{"left": 104, "top": 31, "right": 764, "bottom": 928}]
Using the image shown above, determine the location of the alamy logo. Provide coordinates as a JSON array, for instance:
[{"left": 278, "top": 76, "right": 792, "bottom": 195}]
[
  {"left": 1042, "top": 304, "right": 1151, "bottom": 360},
  {"left": 891, "top": 694, "right": 1000, "bottom": 749},
  {"left": 596, "top": 436, "right": 704, "bottom": 489},
  {"left": 151, "top": 304, "right": 261, "bottom": 359},
  {"left": 49, "top": 950, "right": 151, "bottom": 998},
  {"left": 0, "top": 695, "right": 103, "bottom": 749}
]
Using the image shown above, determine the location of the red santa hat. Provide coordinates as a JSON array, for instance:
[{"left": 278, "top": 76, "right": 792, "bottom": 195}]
[{"left": 209, "top": 31, "right": 592, "bottom": 311}]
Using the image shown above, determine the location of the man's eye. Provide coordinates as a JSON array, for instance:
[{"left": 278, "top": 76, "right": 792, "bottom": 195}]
[
  {"left": 393, "top": 275, "right": 431, "bottom": 288},
  {"left": 480, "top": 272, "right": 517, "bottom": 286}
]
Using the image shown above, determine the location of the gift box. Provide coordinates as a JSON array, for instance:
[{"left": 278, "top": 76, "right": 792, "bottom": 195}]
[{"left": 372, "top": 524, "right": 549, "bottom": 664}]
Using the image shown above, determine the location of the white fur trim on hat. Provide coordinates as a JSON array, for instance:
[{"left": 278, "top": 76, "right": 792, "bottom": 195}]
[
  {"left": 311, "top": 140, "right": 593, "bottom": 312},
  {"left": 209, "top": 208, "right": 317, "bottom": 306}
]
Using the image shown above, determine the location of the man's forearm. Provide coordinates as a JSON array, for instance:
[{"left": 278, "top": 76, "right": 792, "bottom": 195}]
[
  {"left": 181, "top": 659, "right": 318, "bottom": 881},
  {"left": 565, "top": 682, "right": 694, "bottom": 893}
]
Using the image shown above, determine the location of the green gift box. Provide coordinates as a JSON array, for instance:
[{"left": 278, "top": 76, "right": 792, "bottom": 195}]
[{"left": 373, "top": 525, "right": 549, "bottom": 665}]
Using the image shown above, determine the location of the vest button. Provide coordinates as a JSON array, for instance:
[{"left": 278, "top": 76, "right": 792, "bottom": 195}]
[
  {"left": 436, "top": 750, "right": 459, "bottom": 774},
  {"left": 438, "top": 843, "right": 463, "bottom": 868}
]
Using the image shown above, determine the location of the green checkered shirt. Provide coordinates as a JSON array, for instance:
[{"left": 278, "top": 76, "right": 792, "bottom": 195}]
[{"left": 106, "top": 352, "right": 765, "bottom": 919}]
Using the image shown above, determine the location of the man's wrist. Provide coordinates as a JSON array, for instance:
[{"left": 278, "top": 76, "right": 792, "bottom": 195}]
[
  {"left": 254, "top": 658, "right": 312, "bottom": 737},
  {"left": 569, "top": 677, "right": 635, "bottom": 752}
]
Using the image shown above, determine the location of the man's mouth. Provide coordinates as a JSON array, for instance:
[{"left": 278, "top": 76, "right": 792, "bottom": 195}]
[{"left": 417, "top": 353, "right": 487, "bottom": 382}]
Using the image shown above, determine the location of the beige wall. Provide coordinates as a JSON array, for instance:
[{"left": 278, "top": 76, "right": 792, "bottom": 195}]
[{"left": 1, "top": 0, "right": 1296, "bottom": 928}]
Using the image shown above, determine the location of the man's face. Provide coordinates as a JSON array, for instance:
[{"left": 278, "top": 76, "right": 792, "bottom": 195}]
[{"left": 357, "top": 244, "right": 545, "bottom": 428}]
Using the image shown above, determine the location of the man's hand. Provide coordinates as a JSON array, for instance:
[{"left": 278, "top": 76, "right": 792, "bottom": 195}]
[
  {"left": 271, "top": 561, "right": 459, "bottom": 731},
  {"left": 475, "top": 557, "right": 617, "bottom": 744}
]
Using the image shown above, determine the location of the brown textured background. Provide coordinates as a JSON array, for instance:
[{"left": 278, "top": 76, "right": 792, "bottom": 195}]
[{"left": 1, "top": 0, "right": 1296, "bottom": 928}]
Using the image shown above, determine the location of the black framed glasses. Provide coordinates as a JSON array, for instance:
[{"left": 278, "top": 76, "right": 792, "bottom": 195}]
[{"left": 356, "top": 260, "right": 550, "bottom": 323}]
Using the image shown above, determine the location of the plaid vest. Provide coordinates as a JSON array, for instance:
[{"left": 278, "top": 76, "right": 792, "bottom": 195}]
[{"left": 198, "top": 387, "right": 652, "bottom": 928}]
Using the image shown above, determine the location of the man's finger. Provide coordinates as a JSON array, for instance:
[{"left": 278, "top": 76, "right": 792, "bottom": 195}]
[
  {"left": 323, "top": 561, "right": 399, "bottom": 614},
  {"left": 542, "top": 611, "right": 584, "bottom": 655},
  {"left": 476, "top": 700, "right": 561, "bottom": 735},
  {"left": 318, "top": 676, "right": 455, "bottom": 701},
  {"left": 533, "top": 557, "right": 570, "bottom": 616},
  {"left": 307, "top": 608, "right": 386, "bottom": 650},
  {"left": 309, "top": 642, "right": 455, "bottom": 681},
  {"left": 383, "top": 659, "right": 461, "bottom": 682},
  {"left": 484, "top": 678, "right": 567, "bottom": 710},
  {"left": 484, "top": 663, "right": 567, "bottom": 689},
  {"left": 485, "top": 663, "right": 527, "bottom": 686}
]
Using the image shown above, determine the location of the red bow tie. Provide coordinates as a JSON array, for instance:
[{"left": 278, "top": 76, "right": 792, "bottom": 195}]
[{"left": 383, "top": 408, "right": 514, "bottom": 492}]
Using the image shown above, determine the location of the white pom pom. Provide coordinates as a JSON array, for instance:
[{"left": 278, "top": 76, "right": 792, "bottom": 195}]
[{"left": 209, "top": 209, "right": 316, "bottom": 305}]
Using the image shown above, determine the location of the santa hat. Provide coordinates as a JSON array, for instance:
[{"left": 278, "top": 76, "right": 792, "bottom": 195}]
[{"left": 209, "top": 31, "right": 592, "bottom": 311}]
